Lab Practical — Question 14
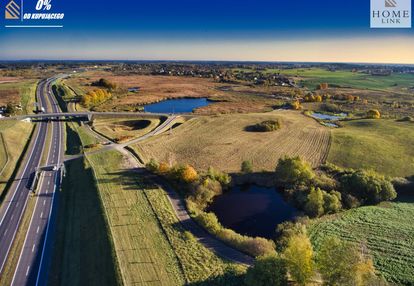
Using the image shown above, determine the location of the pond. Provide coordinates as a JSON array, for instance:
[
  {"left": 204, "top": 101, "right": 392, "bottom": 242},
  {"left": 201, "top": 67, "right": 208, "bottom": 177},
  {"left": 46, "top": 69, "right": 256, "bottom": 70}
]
[
  {"left": 143, "top": 98, "right": 210, "bottom": 113},
  {"left": 207, "top": 185, "right": 298, "bottom": 238},
  {"left": 310, "top": 112, "right": 347, "bottom": 121}
]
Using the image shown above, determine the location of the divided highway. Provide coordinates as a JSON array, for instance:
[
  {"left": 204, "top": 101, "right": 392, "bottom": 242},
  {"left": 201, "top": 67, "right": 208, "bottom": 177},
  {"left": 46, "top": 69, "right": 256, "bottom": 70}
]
[{"left": 0, "top": 77, "right": 64, "bottom": 285}]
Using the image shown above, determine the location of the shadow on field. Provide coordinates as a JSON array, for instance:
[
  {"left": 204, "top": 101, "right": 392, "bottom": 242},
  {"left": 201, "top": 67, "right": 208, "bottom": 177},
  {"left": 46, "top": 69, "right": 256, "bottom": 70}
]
[{"left": 395, "top": 177, "right": 414, "bottom": 203}]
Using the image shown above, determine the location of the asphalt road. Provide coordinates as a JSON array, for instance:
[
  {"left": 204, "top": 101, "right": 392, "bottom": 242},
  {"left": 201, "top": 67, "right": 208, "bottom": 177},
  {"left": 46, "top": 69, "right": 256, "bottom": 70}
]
[
  {"left": 0, "top": 77, "right": 63, "bottom": 285},
  {"left": 0, "top": 80, "right": 49, "bottom": 276}
]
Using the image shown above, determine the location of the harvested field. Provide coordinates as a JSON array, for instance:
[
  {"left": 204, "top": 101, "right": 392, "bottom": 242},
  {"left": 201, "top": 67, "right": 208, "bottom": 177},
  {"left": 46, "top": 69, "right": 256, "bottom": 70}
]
[
  {"left": 92, "top": 117, "right": 161, "bottom": 143},
  {"left": 132, "top": 110, "right": 331, "bottom": 172}
]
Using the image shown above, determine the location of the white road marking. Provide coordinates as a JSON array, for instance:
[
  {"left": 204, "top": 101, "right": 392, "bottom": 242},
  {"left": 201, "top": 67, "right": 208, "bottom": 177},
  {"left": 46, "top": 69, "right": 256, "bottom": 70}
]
[
  {"left": 32, "top": 244, "right": 35, "bottom": 252},
  {"left": 11, "top": 214, "right": 14, "bottom": 220},
  {"left": 16, "top": 202, "right": 19, "bottom": 207},
  {"left": 40, "top": 212, "right": 43, "bottom": 218},
  {"left": 47, "top": 181, "right": 50, "bottom": 186},
  {"left": 36, "top": 226, "right": 39, "bottom": 234},
  {"left": 26, "top": 266, "right": 30, "bottom": 276},
  {"left": 4, "top": 228, "right": 7, "bottom": 236},
  {"left": 43, "top": 200, "right": 46, "bottom": 206}
]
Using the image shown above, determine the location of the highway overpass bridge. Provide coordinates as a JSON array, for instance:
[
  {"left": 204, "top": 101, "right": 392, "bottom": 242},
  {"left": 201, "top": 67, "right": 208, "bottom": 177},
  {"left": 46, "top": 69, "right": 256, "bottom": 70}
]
[{"left": 2, "top": 111, "right": 194, "bottom": 122}]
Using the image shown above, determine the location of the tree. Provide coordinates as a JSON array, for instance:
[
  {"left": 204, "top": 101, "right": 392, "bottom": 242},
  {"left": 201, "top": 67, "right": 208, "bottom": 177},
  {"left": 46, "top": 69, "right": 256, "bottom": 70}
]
[
  {"left": 158, "top": 162, "right": 170, "bottom": 173},
  {"left": 305, "top": 187, "right": 324, "bottom": 217},
  {"left": 241, "top": 160, "right": 253, "bottom": 173},
  {"left": 316, "top": 237, "right": 380, "bottom": 286},
  {"left": 275, "top": 156, "right": 315, "bottom": 186},
  {"left": 245, "top": 254, "right": 288, "bottom": 286},
  {"left": 340, "top": 170, "right": 396, "bottom": 204},
  {"left": 323, "top": 190, "right": 342, "bottom": 214},
  {"left": 367, "top": 109, "right": 381, "bottom": 119},
  {"left": 146, "top": 158, "right": 159, "bottom": 172},
  {"left": 181, "top": 165, "right": 198, "bottom": 183},
  {"left": 283, "top": 232, "right": 315, "bottom": 285},
  {"left": 5, "top": 102, "right": 16, "bottom": 115}
]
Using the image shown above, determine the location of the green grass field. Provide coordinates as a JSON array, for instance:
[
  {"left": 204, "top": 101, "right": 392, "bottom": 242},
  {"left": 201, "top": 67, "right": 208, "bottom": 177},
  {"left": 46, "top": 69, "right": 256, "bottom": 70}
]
[
  {"left": 308, "top": 202, "right": 414, "bottom": 285},
  {"left": 48, "top": 157, "right": 121, "bottom": 286},
  {"left": 0, "top": 121, "right": 33, "bottom": 197},
  {"left": 272, "top": 68, "right": 414, "bottom": 91},
  {"left": 327, "top": 119, "right": 414, "bottom": 178}
]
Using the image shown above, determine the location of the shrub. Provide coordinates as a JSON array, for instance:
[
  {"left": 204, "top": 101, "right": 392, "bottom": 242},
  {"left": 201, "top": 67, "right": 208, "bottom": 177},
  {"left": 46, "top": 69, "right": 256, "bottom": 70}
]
[
  {"left": 305, "top": 187, "right": 324, "bottom": 217},
  {"left": 241, "top": 160, "right": 254, "bottom": 173},
  {"left": 275, "top": 156, "right": 315, "bottom": 186},
  {"left": 91, "top": 78, "right": 117, "bottom": 90},
  {"left": 206, "top": 167, "right": 231, "bottom": 186},
  {"left": 323, "top": 191, "right": 342, "bottom": 214},
  {"left": 146, "top": 158, "right": 159, "bottom": 172},
  {"left": 189, "top": 179, "right": 222, "bottom": 209},
  {"left": 367, "top": 109, "right": 381, "bottom": 119},
  {"left": 245, "top": 254, "right": 288, "bottom": 286},
  {"left": 195, "top": 212, "right": 221, "bottom": 234},
  {"left": 158, "top": 162, "right": 170, "bottom": 174},
  {"left": 182, "top": 165, "right": 198, "bottom": 183},
  {"left": 251, "top": 120, "right": 281, "bottom": 132},
  {"left": 243, "top": 237, "right": 276, "bottom": 257},
  {"left": 340, "top": 170, "right": 396, "bottom": 204}
]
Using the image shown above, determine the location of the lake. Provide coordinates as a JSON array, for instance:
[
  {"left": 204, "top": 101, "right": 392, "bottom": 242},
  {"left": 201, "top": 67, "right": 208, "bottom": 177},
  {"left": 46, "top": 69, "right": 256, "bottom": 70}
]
[
  {"left": 208, "top": 185, "right": 298, "bottom": 238},
  {"left": 143, "top": 98, "right": 210, "bottom": 113},
  {"left": 310, "top": 112, "right": 347, "bottom": 121}
]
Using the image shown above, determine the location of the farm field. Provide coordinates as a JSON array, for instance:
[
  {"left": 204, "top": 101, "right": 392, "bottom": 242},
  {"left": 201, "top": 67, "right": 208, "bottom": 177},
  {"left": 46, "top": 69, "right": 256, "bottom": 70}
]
[
  {"left": 266, "top": 67, "right": 414, "bottom": 91},
  {"left": 327, "top": 119, "right": 414, "bottom": 178},
  {"left": 132, "top": 110, "right": 331, "bottom": 172},
  {"left": 0, "top": 80, "right": 38, "bottom": 114},
  {"left": 308, "top": 202, "right": 414, "bottom": 285},
  {"left": 0, "top": 121, "right": 33, "bottom": 198},
  {"left": 92, "top": 117, "right": 161, "bottom": 143}
]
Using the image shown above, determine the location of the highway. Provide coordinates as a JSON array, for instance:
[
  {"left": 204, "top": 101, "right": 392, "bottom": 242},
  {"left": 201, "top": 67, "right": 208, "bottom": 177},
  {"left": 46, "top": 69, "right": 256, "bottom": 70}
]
[{"left": 0, "top": 77, "right": 63, "bottom": 285}]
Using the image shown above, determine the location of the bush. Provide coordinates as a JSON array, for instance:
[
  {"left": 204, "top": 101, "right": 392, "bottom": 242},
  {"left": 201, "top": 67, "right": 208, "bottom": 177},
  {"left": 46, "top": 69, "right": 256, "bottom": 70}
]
[
  {"left": 189, "top": 178, "right": 222, "bottom": 209},
  {"left": 146, "top": 158, "right": 159, "bottom": 172},
  {"left": 323, "top": 191, "right": 342, "bottom": 214},
  {"left": 206, "top": 167, "right": 231, "bottom": 186},
  {"left": 243, "top": 237, "right": 276, "bottom": 257},
  {"left": 305, "top": 187, "right": 324, "bottom": 217},
  {"left": 367, "top": 109, "right": 381, "bottom": 119},
  {"left": 275, "top": 156, "right": 315, "bottom": 186},
  {"left": 91, "top": 78, "right": 117, "bottom": 90},
  {"left": 340, "top": 170, "right": 396, "bottom": 204},
  {"left": 245, "top": 254, "right": 288, "bottom": 286},
  {"left": 250, "top": 120, "right": 281, "bottom": 132},
  {"left": 158, "top": 162, "right": 170, "bottom": 173},
  {"left": 241, "top": 160, "right": 254, "bottom": 173},
  {"left": 182, "top": 165, "right": 198, "bottom": 183}
]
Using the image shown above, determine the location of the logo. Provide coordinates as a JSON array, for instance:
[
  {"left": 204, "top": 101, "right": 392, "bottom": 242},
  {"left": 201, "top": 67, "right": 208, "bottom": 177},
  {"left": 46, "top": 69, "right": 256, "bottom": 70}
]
[
  {"left": 4, "top": 0, "right": 64, "bottom": 28},
  {"left": 371, "top": 0, "right": 411, "bottom": 28},
  {"left": 385, "top": 0, "right": 397, "bottom": 7},
  {"left": 5, "top": 0, "right": 20, "bottom": 19}
]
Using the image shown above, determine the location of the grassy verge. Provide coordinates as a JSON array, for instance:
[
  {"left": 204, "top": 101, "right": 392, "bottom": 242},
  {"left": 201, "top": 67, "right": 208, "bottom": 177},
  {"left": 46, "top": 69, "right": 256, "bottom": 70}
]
[
  {"left": 308, "top": 202, "right": 414, "bottom": 285},
  {"left": 48, "top": 157, "right": 121, "bottom": 286},
  {"left": 144, "top": 182, "right": 246, "bottom": 285},
  {"left": 0, "top": 196, "right": 36, "bottom": 285},
  {"left": 327, "top": 119, "right": 414, "bottom": 178},
  {"left": 87, "top": 151, "right": 185, "bottom": 285},
  {"left": 0, "top": 121, "right": 33, "bottom": 198}
]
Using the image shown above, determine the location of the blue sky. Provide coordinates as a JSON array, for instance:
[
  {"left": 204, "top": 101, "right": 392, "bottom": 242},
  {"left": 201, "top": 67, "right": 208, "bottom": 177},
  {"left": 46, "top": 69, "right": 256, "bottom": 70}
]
[{"left": 0, "top": 0, "right": 413, "bottom": 62}]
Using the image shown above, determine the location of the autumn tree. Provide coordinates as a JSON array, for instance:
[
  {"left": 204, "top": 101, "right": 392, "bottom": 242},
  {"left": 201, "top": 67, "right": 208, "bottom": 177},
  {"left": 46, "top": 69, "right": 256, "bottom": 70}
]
[
  {"left": 245, "top": 254, "right": 288, "bottom": 286},
  {"left": 283, "top": 232, "right": 315, "bottom": 285},
  {"left": 182, "top": 165, "right": 198, "bottom": 183},
  {"left": 367, "top": 109, "right": 381, "bottom": 119}
]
